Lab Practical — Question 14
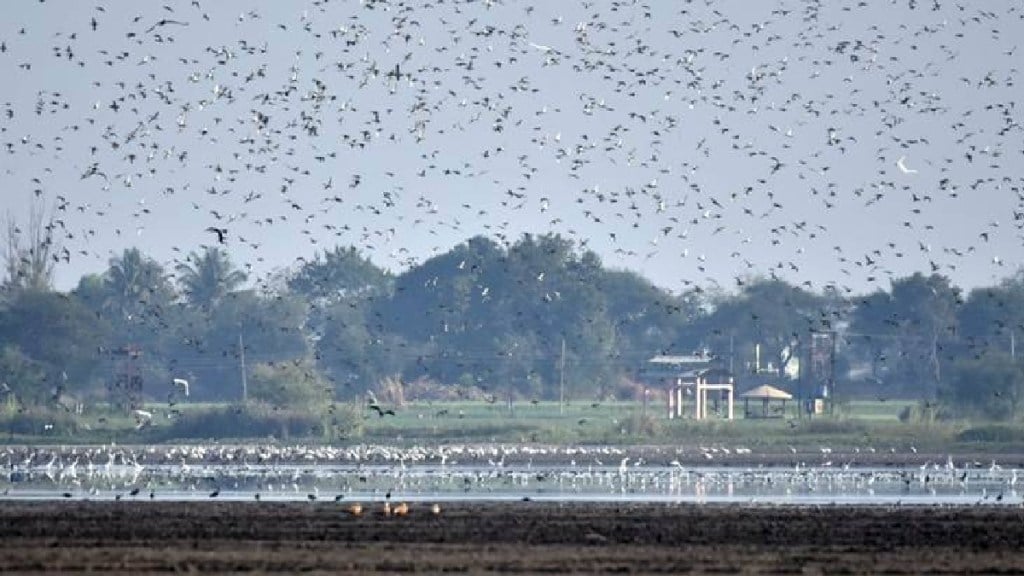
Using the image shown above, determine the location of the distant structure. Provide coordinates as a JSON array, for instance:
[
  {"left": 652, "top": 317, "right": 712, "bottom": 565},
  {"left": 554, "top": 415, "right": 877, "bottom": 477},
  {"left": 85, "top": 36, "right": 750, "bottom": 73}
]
[
  {"left": 641, "top": 352, "right": 734, "bottom": 420},
  {"left": 740, "top": 384, "right": 794, "bottom": 418},
  {"left": 802, "top": 330, "right": 836, "bottom": 416},
  {"left": 108, "top": 345, "right": 144, "bottom": 413}
]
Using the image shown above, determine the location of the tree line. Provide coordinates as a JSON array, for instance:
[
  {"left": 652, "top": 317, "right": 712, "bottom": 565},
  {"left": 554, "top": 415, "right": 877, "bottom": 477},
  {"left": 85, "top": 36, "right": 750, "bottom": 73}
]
[{"left": 2, "top": 225, "right": 1024, "bottom": 421}]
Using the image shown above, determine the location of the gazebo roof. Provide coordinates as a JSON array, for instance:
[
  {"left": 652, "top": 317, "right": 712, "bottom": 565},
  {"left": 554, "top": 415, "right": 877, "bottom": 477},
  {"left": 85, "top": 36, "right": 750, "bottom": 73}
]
[{"left": 740, "top": 384, "right": 793, "bottom": 400}]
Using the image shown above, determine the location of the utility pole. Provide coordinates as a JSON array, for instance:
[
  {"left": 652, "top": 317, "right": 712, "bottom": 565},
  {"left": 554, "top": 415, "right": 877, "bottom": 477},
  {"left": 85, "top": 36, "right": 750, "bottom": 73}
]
[
  {"left": 559, "top": 338, "right": 566, "bottom": 415},
  {"left": 729, "top": 333, "right": 734, "bottom": 374},
  {"left": 1012, "top": 330, "right": 1016, "bottom": 360},
  {"left": 239, "top": 331, "right": 248, "bottom": 403}
]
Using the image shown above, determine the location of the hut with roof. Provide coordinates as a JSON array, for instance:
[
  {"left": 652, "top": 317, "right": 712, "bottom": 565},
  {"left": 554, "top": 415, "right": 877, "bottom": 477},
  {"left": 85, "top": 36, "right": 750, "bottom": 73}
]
[{"left": 740, "top": 384, "right": 793, "bottom": 419}]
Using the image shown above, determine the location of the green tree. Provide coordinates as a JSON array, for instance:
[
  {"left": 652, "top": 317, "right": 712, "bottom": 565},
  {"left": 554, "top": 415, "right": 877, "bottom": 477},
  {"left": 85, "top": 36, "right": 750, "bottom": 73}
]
[
  {"left": 316, "top": 299, "right": 412, "bottom": 396},
  {"left": 167, "top": 289, "right": 309, "bottom": 402},
  {"left": 847, "top": 289, "right": 896, "bottom": 387},
  {"left": 287, "top": 246, "right": 391, "bottom": 306},
  {"left": 699, "top": 277, "right": 832, "bottom": 379},
  {"left": 942, "top": 352, "right": 1024, "bottom": 420},
  {"left": 211, "top": 289, "right": 310, "bottom": 362},
  {"left": 0, "top": 289, "right": 111, "bottom": 401},
  {"left": 287, "top": 246, "right": 392, "bottom": 346},
  {"left": 596, "top": 269, "right": 704, "bottom": 367},
  {"left": 957, "top": 272, "right": 1024, "bottom": 359},
  {"left": 104, "top": 247, "right": 175, "bottom": 324},
  {"left": 72, "top": 251, "right": 180, "bottom": 405},
  {"left": 848, "top": 273, "right": 960, "bottom": 399},
  {"left": 891, "top": 273, "right": 960, "bottom": 399},
  {"left": 249, "top": 357, "right": 330, "bottom": 409},
  {"left": 175, "top": 247, "right": 247, "bottom": 310},
  {"left": 0, "top": 345, "right": 47, "bottom": 406}
]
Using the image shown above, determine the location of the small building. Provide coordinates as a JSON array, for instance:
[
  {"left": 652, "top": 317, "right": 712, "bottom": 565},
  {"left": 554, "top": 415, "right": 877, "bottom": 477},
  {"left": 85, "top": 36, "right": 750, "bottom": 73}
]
[
  {"left": 740, "top": 384, "right": 793, "bottom": 419},
  {"left": 642, "top": 354, "right": 734, "bottom": 420}
]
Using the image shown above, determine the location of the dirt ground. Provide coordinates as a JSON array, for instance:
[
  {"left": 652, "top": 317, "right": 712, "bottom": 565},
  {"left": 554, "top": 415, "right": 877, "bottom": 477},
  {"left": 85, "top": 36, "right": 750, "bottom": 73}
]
[{"left": 1, "top": 500, "right": 1023, "bottom": 574}]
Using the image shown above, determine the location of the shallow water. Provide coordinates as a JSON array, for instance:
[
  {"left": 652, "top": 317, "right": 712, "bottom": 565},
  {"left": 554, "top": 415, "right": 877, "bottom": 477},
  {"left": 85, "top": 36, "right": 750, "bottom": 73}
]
[{"left": 3, "top": 459, "right": 1020, "bottom": 506}]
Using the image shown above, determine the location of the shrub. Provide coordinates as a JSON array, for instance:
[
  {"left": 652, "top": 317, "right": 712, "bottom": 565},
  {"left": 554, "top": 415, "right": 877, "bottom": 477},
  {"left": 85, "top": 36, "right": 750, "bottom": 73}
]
[
  {"left": 956, "top": 424, "right": 1024, "bottom": 444},
  {"left": 619, "top": 411, "right": 664, "bottom": 438},
  {"left": 0, "top": 406, "right": 80, "bottom": 437},
  {"left": 797, "top": 418, "right": 868, "bottom": 435},
  {"left": 159, "top": 402, "right": 361, "bottom": 441},
  {"left": 248, "top": 358, "right": 330, "bottom": 409},
  {"left": 897, "top": 401, "right": 949, "bottom": 424}
]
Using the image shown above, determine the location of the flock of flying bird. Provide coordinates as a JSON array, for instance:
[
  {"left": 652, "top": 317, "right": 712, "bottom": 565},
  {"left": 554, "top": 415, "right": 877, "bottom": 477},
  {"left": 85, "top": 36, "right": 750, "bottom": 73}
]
[{"left": 0, "top": 0, "right": 1021, "bottom": 297}]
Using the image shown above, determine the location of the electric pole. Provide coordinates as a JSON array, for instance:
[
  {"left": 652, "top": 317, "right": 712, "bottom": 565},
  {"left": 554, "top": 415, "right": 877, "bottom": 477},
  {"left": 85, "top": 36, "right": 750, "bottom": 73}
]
[
  {"left": 559, "top": 338, "right": 566, "bottom": 415},
  {"left": 239, "top": 331, "right": 248, "bottom": 403}
]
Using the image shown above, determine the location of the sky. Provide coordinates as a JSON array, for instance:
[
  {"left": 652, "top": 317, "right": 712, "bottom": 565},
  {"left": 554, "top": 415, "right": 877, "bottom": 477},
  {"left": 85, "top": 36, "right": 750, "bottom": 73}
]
[{"left": 1, "top": 0, "right": 1022, "bottom": 297}]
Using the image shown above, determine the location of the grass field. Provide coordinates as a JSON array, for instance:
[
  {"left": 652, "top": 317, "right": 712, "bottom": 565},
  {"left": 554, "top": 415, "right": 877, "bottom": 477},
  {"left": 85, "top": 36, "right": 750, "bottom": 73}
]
[
  {"left": 357, "top": 398, "right": 936, "bottom": 449},
  {"left": 6, "top": 396, "right": 1023, "bottom": 453}
]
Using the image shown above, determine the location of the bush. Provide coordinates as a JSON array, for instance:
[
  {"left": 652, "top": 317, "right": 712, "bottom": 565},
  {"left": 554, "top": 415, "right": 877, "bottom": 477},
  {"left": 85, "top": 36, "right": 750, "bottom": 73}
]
[
  {"left": 797, "top": 418, "right": 868, "bottom": 435},
  {"left": 619, "top": 411, "right": 664, "bottom": 438},
  {"left": 956, "top": 424, "right": 1024, "bottom": 444},
  {"left": 248, "top": 358, "right": 330, "bottom": 409},
  {"left": 897, "top": 401, "right": 950, "bottom": 424},
  {"left": 0, "top": 406, "right": 80, "bottom": 437},
  {"left": 159, "top": 402, "right": 361, "bottom": 441}
]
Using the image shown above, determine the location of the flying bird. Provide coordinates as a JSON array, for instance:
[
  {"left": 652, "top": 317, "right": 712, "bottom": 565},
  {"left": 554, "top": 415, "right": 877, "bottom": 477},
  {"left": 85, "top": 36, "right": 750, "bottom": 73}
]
[
  {"left": 205, "top": 227, "right": 227, "bottom": 244},
  {"left": 896, "top": 156, "right": 918, "bottom": 175},
  {"left": 368, "top": 404, "right": 396, "bottom": 418},
  {"left": 172, "top": 378, "right": 190, "bottom": 397}
]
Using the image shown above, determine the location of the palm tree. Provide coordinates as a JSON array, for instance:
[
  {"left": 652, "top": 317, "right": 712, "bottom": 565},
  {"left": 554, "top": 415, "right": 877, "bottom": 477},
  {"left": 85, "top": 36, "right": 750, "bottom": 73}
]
[
  {"left": 175, "top": 247, "right": 247, "bottom": 309},
  {"left": 105, "top": 247, "right": 172, "bottom": 321}
]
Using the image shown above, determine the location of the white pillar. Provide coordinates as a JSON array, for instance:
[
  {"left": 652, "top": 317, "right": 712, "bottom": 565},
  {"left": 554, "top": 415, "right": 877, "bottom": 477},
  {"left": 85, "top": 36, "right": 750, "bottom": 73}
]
[
  {"left": 676, "top": 387, "right": 683, "bottom": 417},
  {"left": 668, "top": 385, "right": 675, "bottom": 419}
]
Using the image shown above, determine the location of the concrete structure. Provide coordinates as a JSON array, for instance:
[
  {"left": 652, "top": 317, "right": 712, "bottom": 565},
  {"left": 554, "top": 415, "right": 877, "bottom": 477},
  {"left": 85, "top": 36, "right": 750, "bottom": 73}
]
[{"left": 644, "top": 355, "right": 734, "bottom": 420}]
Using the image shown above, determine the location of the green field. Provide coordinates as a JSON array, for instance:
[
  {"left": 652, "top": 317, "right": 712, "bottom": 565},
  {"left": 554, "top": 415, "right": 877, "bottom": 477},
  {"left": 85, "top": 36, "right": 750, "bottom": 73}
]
[
  {"left": 358, "top": 399, "right": 918, "bottom": 446},
  {"left": 6, "top": 397, "right": 1024, "bottom": 454}
]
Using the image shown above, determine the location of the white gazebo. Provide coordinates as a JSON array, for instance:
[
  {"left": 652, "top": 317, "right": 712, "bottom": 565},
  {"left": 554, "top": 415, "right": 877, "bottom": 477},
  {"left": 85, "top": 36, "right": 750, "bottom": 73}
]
[
  {"left": 645, "top": 355, "right": 734, "bottom": 420},
  {"left": 691, "top": 368, "right": 735, "bottom": 420}
]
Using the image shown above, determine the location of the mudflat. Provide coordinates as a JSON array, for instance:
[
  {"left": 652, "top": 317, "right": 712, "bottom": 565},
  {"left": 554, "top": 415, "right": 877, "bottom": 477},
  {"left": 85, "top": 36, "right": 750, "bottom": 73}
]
[{"left": 0, "top": 500, "right": 1022, "bottom": 574}]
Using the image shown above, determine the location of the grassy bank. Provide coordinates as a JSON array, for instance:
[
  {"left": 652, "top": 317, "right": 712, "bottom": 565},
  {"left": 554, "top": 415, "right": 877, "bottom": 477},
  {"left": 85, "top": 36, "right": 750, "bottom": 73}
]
[{"left": 4, "top": 398, "right": 1024, "bottom": 454}]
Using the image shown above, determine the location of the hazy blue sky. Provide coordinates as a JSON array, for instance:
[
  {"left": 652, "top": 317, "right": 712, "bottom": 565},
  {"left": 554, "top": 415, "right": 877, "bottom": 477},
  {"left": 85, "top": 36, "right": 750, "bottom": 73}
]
[{"left": 2, "top": 0, "right": 1021, "bottom": 295}]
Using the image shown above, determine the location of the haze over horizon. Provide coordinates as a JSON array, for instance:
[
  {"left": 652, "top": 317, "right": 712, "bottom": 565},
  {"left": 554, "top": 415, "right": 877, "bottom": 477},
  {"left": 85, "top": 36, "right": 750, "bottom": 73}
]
[{"left": 2, "top": 0, "right": 1022, "bottom": 297}]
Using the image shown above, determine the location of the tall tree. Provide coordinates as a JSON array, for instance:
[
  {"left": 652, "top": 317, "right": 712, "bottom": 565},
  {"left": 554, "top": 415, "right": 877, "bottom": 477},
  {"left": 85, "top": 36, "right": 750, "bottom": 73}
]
[
  {"left": 942, "top": 352, "right": 1024, "bottom": 421},
  {"left": 597, "top": 269, "right": 704, "bottom": 365},
  {"left": 957, "top": 271, "right": 1024, "bottom": 359},
  {"left": 175, "top": 247, "right": 247, "bottom": 310},
  {"left": 699, "top": 277, "right": 832, "bottom": 379},
  {"left": 381, "top": 235, "right": 505, "bottom": 385},
  {"left": 2, "top": 202, "right": 60, "bottom": 297},
  {"left": 846, "top": 290, "right": 896, "bottom": 387},
  {"left": 890, "top": 273, "right": 960, "bottom": 399},
  {"left": 287, "top": 246, "right": 391, "bottom": 306},
  {"left": 0, "top": 289, "right": 110, "bottom": 401},
  {"left": 849, "top": 273, "right": 960, "bottom": 398},
  {"left": 104, "top": 248, "right": 174, "bottom": 321},
  {"left": 73, "top": 252, "right": 178, "bottom": 404}
]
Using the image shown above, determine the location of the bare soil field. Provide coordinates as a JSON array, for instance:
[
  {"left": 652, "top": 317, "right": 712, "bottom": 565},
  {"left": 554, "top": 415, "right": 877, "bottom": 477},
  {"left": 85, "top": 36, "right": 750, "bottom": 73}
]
[{"left": 0, "top": 500, "right": 1022, "bottom": 574}]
